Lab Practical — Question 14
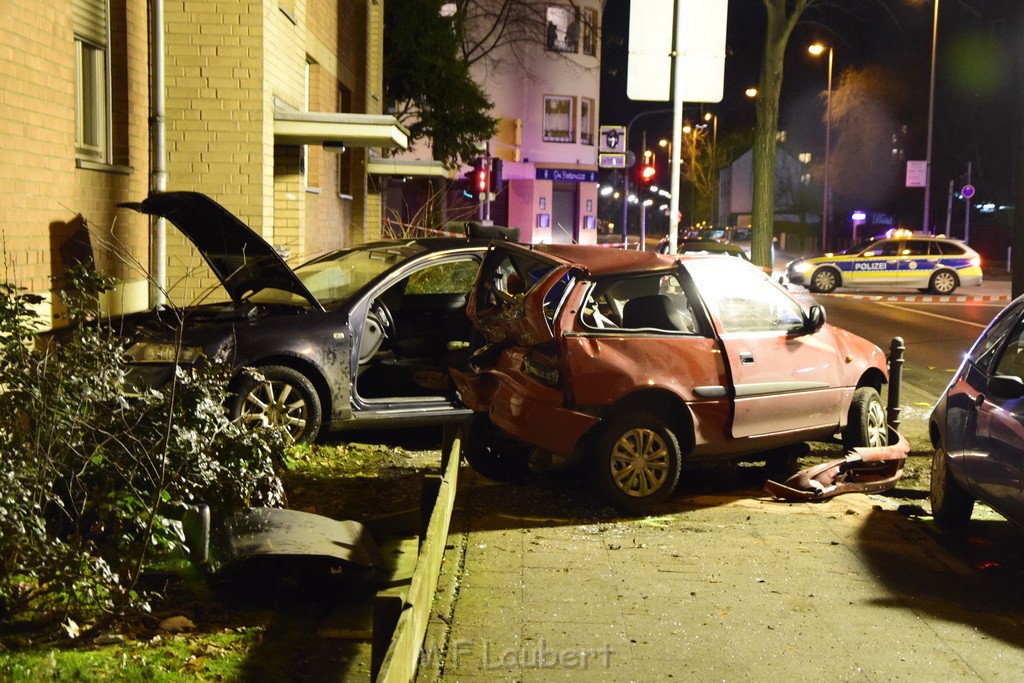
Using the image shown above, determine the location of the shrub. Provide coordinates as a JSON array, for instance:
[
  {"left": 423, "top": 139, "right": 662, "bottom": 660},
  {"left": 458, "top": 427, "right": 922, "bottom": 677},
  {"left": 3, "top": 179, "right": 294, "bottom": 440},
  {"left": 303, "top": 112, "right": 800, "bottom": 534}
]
[{"left": 0, "top": 264, "right": 286, "bottom": 637}]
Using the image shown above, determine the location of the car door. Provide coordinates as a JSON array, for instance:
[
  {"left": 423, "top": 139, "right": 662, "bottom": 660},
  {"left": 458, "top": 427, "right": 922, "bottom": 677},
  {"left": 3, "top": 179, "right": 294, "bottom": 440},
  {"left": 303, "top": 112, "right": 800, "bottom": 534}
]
[
  {"left": 686, "top": 258, "right": 845, "bottom": 438},
  {"left": 896, "top": 239, "right": 933, "bottom": 288},
  {"left": 954, "top": 310, "right": 1024, "bottom": 514},
  {"left": 846, "top": 239, "right": 901, "bottom": 287}
]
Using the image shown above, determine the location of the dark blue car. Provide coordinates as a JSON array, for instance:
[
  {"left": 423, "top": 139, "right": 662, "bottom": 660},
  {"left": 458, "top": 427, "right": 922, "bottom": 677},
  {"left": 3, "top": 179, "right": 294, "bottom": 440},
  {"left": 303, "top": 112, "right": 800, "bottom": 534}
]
[
  {"left": 119, "top": 192, "right": 515, "bottom": 443},
  {"left": 930, "top": 295, "right": 1024, "bottom": 527}
]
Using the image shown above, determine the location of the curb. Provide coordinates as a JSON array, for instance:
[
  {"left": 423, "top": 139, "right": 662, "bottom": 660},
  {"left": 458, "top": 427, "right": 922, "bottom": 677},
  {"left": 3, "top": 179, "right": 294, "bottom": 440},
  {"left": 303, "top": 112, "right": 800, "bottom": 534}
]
[{"left": 822, "top": 292, "right": 1010, "bottom": 303}]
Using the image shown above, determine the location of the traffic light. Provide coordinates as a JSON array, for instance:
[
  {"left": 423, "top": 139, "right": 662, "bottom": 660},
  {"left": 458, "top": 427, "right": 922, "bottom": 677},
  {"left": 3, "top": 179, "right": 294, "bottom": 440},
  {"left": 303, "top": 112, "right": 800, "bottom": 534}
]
[
  {"left": 490, "top": 158, "right": 503, "bottom": 193},
  {"left": 639, "top": 161, "right": 656, "bottom": 185},
  {"left": 474, "top": 157, "right": 489, "bottom": 195}
]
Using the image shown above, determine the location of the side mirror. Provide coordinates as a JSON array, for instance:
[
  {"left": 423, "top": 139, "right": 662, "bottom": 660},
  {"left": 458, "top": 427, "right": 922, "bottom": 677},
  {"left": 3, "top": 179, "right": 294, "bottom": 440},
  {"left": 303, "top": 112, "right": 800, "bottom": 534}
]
[
  {"left": 804, "top": 304, "right": 827, "bottom": 333},
  {"left": 989, "top": 374, "right": 1024, "bottom": 399}
]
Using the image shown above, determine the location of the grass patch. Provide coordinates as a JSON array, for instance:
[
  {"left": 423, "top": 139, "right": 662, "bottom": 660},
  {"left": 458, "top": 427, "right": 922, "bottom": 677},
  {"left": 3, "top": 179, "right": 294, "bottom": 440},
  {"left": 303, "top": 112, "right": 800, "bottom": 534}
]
[{"left": 0, "top": 434, "right": 444, "bottom": 681}]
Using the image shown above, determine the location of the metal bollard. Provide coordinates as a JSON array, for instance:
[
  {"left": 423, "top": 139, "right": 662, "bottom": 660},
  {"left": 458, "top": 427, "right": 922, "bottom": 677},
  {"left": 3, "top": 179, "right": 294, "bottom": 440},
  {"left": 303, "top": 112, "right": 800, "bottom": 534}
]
[{"left": 887, "top": 336, "right": 905, "bottom": 434}]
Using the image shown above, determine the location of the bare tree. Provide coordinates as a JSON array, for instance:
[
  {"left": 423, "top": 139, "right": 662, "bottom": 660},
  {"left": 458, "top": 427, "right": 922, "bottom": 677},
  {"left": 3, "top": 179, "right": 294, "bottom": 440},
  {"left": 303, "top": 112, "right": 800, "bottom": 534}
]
[
  {"left": 458, "top": 0, "right": 595, "bottom": 78},
  {"left": 827, "top": 64, "right": 911, "bottom": 215},
  {"left": 750, "top": 0, "right": 817, "bottom": 267}
]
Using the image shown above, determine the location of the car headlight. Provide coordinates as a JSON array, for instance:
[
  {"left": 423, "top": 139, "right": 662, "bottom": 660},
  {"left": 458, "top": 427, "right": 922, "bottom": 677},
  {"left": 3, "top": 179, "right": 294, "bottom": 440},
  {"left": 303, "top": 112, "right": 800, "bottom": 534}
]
[
  {"left": 791, "top": 261, "right": 813, "bottom": 274},
  {"left": 125, "top": 341, "right": 205, "bottom": 364}
]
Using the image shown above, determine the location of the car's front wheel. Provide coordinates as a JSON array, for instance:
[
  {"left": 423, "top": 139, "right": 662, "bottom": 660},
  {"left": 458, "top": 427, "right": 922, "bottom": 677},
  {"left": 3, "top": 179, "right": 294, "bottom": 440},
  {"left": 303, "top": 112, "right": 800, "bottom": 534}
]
[
  {"left": 809, "top": 267, "right": 840, "bottom": 294},
  {"left": 930, "top": 445, "right": 974, "bottom": 529},
  {"left": 231, "top": 365, "right": 322, "bottom": 444},
  {"left": 842, "top": 386, "right": 887, "bottom": 451},
  {"left": 929, "top": 270, "right": 959, "bottom": 295},
  {"left": 462, "top": 413, "right": 531, "bottom": 482},
  {"left": 592, "top": 411, "right": 682, "bottom": 515}
]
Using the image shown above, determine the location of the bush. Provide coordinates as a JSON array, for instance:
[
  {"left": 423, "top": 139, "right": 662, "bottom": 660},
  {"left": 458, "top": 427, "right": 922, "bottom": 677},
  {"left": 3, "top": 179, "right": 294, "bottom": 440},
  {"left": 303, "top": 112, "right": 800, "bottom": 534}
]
[{"left": 0, "top": 264, "right": 286, "bottom": 637}]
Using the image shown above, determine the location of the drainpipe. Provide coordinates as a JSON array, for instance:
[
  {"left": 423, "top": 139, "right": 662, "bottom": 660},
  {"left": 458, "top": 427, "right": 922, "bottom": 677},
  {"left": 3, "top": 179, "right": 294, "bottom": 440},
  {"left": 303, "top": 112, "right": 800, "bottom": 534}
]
[{"left": 149, "top": 0, "right": 167, "bottom": 307}]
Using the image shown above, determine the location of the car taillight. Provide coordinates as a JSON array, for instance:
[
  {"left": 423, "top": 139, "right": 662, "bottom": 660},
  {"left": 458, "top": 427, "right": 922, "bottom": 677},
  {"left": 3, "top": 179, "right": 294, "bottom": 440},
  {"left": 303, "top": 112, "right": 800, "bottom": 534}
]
[
  {"left": 970, "top": 255, "right": 981, "bottom": 267},
  {"left": 522, "top": 351, "right": 560, "bottom": 388}
]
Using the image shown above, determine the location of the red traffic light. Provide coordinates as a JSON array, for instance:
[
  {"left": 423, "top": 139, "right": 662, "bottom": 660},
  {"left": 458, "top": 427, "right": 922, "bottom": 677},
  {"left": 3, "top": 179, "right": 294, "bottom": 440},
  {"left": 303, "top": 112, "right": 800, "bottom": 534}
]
[
  {"left": 474, "top": 158, "right": 489, "bottom": 193},
  {"left": 640, "top": 163, "right": 656, "bottom": 184}
]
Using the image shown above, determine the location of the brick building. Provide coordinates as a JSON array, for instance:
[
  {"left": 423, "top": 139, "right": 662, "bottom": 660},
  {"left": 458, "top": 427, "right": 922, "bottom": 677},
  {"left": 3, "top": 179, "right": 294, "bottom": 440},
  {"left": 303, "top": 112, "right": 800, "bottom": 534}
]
[{"left": 0, "top": 0, "right": 405, "bottom": 323}]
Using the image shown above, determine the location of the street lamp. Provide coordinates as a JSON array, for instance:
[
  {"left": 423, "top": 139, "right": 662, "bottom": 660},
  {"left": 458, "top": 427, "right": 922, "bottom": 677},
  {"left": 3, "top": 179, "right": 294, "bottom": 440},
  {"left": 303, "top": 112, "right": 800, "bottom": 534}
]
[
  {"left": 922, "top": 0, "right": 939, "bottom": 233},
  {"left": 809, "top": 43, "right": 833, "bottom": 251}
]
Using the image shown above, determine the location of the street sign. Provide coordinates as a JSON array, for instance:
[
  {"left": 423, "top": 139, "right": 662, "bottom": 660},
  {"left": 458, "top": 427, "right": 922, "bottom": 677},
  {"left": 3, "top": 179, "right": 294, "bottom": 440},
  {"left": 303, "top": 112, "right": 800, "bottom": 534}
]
[
  {"left": 599, "top": 153, "right": 625, "bottom": 168},
  {"left": 906, "top": 160, "right": 927, "bottom": 188},
  {"left": 626, "top": 0, "right": 728, "bottom": 103},
  {"left": 599, "top": 125, "right": 625, "bottom": 153},
  {"left": 962, "top": 184, "right": 975, "bottom": 198}
]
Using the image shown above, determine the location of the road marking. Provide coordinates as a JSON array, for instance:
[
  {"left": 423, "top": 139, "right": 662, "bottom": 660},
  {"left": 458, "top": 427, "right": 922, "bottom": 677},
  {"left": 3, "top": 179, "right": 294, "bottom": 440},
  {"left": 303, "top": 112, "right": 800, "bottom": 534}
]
[
  {"left": 826, "top": 292, "right": 1009, "bottom": 303},
  {"left": 874, "top": 301, "right": 988, "bottom": 328}
]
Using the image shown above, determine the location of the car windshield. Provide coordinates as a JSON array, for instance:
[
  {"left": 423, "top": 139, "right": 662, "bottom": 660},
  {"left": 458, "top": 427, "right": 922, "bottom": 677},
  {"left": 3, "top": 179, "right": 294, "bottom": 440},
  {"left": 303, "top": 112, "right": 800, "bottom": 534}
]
[
  {"left": 247, "top": 243, "right": 424, "bottom": 308},
  {"left": 837, "top": 239, "right": 881, "bottom": 255}
]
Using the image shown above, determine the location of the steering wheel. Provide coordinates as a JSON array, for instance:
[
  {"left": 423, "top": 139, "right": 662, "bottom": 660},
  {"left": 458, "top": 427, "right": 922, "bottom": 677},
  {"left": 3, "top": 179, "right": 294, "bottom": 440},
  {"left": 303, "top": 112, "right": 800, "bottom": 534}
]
[
  {"left": 358, "top": 299, "right": 396, "bottom": 365},
  {"left": 370, "top": 299, "right": 394, "bottom": 338}
]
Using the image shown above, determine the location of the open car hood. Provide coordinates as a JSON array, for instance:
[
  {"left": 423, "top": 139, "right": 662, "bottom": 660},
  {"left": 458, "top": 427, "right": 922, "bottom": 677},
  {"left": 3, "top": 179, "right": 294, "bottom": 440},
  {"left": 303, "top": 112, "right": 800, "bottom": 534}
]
[{"left": 120, "top": 192, "right": 322, "bottom": 310}]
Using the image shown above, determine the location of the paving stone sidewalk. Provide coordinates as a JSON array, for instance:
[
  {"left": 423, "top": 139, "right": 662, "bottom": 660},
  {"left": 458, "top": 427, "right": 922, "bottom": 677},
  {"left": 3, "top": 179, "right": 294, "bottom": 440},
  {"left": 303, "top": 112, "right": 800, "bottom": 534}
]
[{"left": 419, "top": 467, "right": 1024, "bottom": 682}]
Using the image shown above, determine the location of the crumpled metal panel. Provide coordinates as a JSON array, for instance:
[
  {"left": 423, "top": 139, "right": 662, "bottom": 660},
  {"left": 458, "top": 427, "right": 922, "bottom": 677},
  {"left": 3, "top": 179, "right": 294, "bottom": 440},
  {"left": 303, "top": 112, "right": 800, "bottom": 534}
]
[
  {"left": 219, "top": 507, "right": 383, "bottom": 569},
  {"left": 764, "top": 429, "right": 910, "bottom": 502}
]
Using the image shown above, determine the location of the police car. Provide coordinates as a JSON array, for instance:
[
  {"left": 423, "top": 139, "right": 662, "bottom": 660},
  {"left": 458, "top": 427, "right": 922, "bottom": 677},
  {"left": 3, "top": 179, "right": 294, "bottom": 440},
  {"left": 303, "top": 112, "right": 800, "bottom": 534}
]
[{"left": 786, "top": 232, "right": 983, "bottom": 295}]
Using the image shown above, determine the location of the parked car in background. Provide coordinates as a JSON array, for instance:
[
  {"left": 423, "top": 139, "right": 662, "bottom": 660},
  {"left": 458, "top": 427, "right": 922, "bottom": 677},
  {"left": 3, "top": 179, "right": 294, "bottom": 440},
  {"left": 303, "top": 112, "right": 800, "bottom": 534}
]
[
  {"left": 786, "top": 232, "right": 982, "bottom": 294},
  {"left": 452, "top": 244, "right": 903, "bottom": 513},
  {"left": 656, "top": 237, "right": 750, "bottom": 260},
  {"left": 930, "top": 295, "right": 1024, "bottom": 528},
  {"left": 119, "top": 192, "right": 516, "bottom": 443}
]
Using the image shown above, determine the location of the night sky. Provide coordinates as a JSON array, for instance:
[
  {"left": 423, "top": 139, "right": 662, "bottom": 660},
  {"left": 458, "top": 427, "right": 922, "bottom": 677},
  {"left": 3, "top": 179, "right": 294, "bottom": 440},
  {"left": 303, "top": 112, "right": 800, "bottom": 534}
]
[{"left": 599, "top": 0, "right": 1018, "bottom": 233}]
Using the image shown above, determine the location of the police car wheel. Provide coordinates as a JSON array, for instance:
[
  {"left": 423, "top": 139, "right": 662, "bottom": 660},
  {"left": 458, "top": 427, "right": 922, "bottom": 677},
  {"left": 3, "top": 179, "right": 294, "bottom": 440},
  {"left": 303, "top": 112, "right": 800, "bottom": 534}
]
[
  {"left": 809, "top": 267, "right": 839, "bottom": 294},
  {"left": 929, "top": 270, "right": 959, "bottom": 295}
]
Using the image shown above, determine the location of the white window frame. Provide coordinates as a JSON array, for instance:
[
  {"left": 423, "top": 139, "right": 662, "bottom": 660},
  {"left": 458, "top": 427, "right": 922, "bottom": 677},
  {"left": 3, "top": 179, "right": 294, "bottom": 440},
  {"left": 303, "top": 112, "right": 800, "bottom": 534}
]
[
  {"left": 581, "top": 8, "right": 598, "bottom": 56},
  {"left": 73, "top": 0, "right": 110, "bottom": 163},
  {"left": 545, "top": 6, "right": 578, "bottom": 53},
  {"left": 543, "top": 95, "right": 575, "bottom": 143},
  {"left": 580, "top": 98, "right": 594, "bottom": 146}
]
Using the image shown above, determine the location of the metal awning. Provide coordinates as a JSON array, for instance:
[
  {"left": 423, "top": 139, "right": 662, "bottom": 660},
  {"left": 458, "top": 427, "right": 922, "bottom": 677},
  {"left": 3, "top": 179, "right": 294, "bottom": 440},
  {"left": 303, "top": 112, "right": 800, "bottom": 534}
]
[
  {"left": 366, "top": 157, "right": 450, "bottom": 178},
  {"left": 273, "top": 107, "right": 409, "bottom": 149}
]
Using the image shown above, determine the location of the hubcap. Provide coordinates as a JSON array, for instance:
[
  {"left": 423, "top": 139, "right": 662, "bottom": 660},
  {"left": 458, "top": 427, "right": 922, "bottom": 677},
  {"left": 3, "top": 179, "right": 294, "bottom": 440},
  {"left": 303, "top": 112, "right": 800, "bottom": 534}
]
[
  {"left": 814, "top": 270, "right": 836, "bottom": 291},
  {"left": 609, "top": 428, "right": 670, "bottom": 498},
  {"left": 240, "top": 380, "right": 308, "bottom": 443},
  {"left": 865, "top": 399, "right": 887, "bottom": 447},
  {"left": 934, "top": 273, "right": 956, "bottom": 294}
]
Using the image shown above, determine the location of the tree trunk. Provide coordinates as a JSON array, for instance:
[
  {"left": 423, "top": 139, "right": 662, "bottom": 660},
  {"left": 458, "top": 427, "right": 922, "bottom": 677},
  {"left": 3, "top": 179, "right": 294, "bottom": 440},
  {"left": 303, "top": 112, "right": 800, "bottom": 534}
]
[{"left": 751, "top": 0, "right": 812, "bottom": 268}]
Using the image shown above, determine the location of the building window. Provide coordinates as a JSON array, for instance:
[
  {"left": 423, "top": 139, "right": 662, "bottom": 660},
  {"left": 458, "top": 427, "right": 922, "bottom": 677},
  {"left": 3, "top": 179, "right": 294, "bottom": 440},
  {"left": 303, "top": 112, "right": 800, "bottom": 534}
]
[
  {"left": 546, "top": 6, "right": 579, "bottom": 53},
  {"left": 580, "top": 98, "right": 594, "bottom": 145},
  {"left": 543, "top": 96, "right": 575, "bottom": 143},
  {"left": 581, "top": 8, "right": 597, "bottom": 56},
  {"left": 74, "top": 0, "right": 109, "bottom": 162}
]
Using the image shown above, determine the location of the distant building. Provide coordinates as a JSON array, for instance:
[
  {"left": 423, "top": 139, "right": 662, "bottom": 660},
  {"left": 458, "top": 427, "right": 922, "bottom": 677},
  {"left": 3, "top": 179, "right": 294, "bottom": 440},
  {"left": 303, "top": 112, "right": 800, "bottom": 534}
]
[
  {"left": 383, "top": 1, "right": 602, "bottom": 245},
  {"left": 717, "top": 145, "right": 818, "bottom": 230}
]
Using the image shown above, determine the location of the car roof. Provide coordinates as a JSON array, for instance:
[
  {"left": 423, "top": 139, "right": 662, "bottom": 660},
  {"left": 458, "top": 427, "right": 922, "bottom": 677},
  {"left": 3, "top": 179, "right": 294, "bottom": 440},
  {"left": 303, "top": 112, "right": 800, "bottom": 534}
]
[
  {"left": 511, "top": 243, "right": 678, "bottom": 276},
  {"left": 501, "top": 243, "right": 746, "bottom": 277}
]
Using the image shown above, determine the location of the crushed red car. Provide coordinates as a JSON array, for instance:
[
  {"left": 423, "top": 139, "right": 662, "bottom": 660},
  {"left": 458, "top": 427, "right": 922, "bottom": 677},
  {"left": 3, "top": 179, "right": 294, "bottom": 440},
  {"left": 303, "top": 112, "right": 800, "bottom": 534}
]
[{"left": 452, "top": 243, "right": 908, "bottom": 514}]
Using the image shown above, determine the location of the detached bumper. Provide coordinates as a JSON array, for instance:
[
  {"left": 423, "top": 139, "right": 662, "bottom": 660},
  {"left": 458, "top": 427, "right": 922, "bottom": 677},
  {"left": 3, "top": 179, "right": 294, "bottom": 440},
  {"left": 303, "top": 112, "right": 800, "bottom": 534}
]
[{"left": 764, "top": 428, "right": 910, "bottom": 501}]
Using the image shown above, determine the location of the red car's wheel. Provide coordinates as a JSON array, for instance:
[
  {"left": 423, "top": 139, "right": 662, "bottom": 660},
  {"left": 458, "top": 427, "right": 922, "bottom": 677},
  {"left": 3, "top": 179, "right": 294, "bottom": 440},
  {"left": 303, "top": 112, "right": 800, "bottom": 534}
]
[
  {"left": 842, "top": 386, "right": 887, "bottom": 451},
  {"left": 592, "top": 411, "right": 682, "bottom": 515}
]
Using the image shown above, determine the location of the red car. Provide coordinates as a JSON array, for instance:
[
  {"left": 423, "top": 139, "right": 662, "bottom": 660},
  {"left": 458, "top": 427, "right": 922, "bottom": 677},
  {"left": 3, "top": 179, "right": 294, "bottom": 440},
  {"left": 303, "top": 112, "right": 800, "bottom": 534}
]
[{"left": 452, "top": 243, "right": 904, "bottom": 513}]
